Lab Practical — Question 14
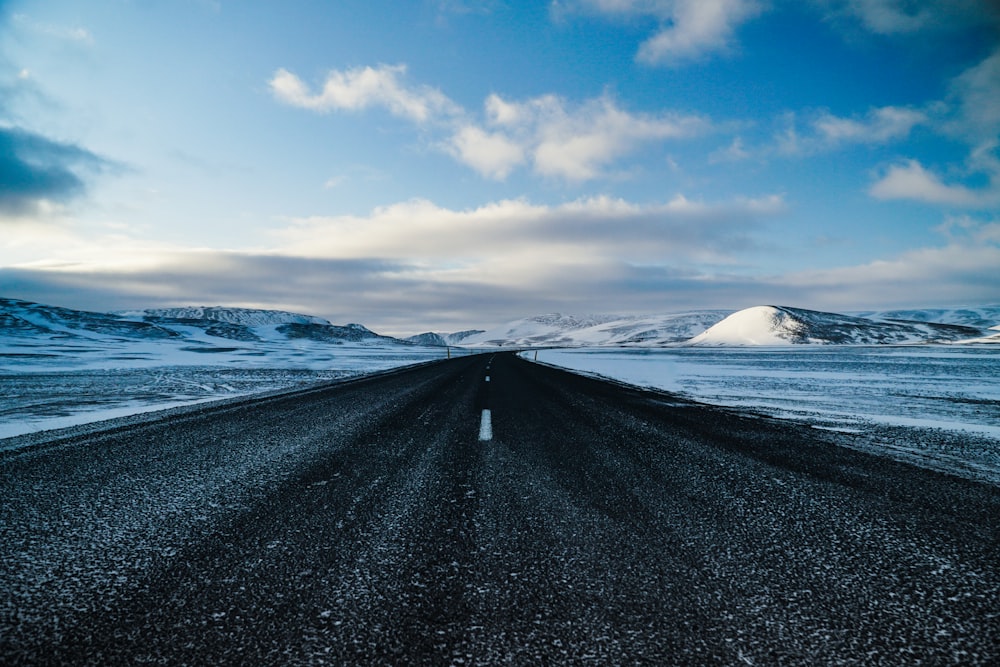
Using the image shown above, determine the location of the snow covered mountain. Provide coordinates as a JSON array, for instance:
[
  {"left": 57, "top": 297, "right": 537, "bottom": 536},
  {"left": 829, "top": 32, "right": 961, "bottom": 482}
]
[
  {"left": 119, "top": 306, "right": 401, "bottom": 344},
  {"left": 1, "top": 299, "right": 406, "bottom": 348},
  {"left": 405, "top": 330, "right": 486, "bottom": 347},
  {"left": 455, "top": 311, "right": 731, "bottom": 347},
  {"left": 687, "top": 305, "right": 985, "bottom": 346},
  {"left": 116, "top": 306, "right": 331, "bottom": 327}
]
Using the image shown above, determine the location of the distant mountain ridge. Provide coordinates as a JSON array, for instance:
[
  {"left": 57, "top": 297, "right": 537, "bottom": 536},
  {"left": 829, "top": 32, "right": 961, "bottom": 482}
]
[
  {"left": 405, "top": 330, "right": 486, "bottom": 347},
  {"left": 853, "top": 306, "right": 1000, "bottom": 331},
  {"left": 3, "top": 298, "right": 998, "bottom": 352},
  {"left": 1, "top": 299, "right": 404, "bottom": 347},
  {"left": 688, "top": 305, "right": 988, "bottom": 346},
  {"left": 450, "top": 306, "right": 999, "bottom": 348},
  {"left": 451, "top": 311, "right": 731, "bottom": 347},
  {"left": 116, "top": 306, "right": 331, "bottom": 327}
]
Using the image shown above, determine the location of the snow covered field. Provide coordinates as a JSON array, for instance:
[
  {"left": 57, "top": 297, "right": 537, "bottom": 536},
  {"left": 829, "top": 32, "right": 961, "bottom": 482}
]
[
  {"left": 530, "top": 346, "right": 1000, "bottom": 483},
  {"left": 0, "top": 298, "right": 467, "bottom": 442},
  {"left": 0, "top": 345, "right": 452, "bottom": 441}
]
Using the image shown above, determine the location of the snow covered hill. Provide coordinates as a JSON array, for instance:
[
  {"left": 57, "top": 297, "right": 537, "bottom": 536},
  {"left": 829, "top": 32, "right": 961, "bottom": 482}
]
[
  {"left": 0, "top": 298, "right": 180, "bottom": 341},
  {"left": 687, "top": 305, "right": 984, "bottom": 346},
  {"left": 853, "top": 306, "right": 1000, "bottom": 331},
  {"left": 961, "top": 325, "right": 1000, "bottom": 344},
  {"left": 455, "top": 311, "right": 731, "bottom": 347}
]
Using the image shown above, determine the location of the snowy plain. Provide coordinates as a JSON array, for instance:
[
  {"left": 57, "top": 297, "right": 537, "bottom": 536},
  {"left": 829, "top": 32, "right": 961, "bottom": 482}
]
[
  {"left": 528, "top": 346, "right": 1000, "bottom": 484},
  {"left": 0, "top": 339, "right": 452, "bottom": 441}
]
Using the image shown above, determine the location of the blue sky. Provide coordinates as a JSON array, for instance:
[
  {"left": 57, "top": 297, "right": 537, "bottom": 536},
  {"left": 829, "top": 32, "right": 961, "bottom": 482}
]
[{"left": 1, "top": 0, "right": 998, "bottom": 334}]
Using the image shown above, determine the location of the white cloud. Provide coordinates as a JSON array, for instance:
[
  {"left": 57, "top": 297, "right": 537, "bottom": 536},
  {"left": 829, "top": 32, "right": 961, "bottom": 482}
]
[
  {"left": 556, "top": 0, "right": 764, "bottom": 65},
  {"left": 771, "top": 106, "right": 925, "bottom": 157},
  {"left": 484, "top": 93, "right": 523, "bottom": 125},
  {"left": 782, "top": 241, "right": 1000, "bottom": 309},
  {"left": 535, "top": 96, "right": 708, "bottom": 179},
  {"left": 269, "top": 65, "right": 459, "bottom": 123},
  {"left": 637, "top": 0, "right": 764, "bottom": 64},
  {"left": 859, "top": 50, "right": 1000, "bottom": 211},
  {"left": 945, "top": 48, "right": 1000, "bottom": 144},
  {"left": 452, "top": 93, "right": 709, "bottom": 181},
  {"left": 276, "top": 193, "right": 784, "bottom": 264},
  {"left": 12, "top": 13, "right": 94, "bottom": 44},
  {"left": 271, "top": 65, "right": 707, "bottom": 181},
  {"left": 447, "top": 125, "right": 525, "bottom": 179},
  {"left": 935, "top": 214, "right": 1000, "bottom": 244},
  {"left": 839, "top": 0, "right": 932, "bottom": 33},
  {"left": 814, "top": 106, "right": 926, "bottom": 144},
  {"left": 709, "top": 137, "right": 751, "bottom": 163},
  {"left": 820, "top": 0, "right": 998, "bottom": 36},
  {"left": 869, "top": 160, "right": 1000, "bottom": 208}
]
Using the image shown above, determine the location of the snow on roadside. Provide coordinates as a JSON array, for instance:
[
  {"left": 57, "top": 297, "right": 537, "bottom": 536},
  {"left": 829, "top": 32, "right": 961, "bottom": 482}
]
[
  {"left": 0, "top": 345, "right": 453, "bottom": 443},
  {"left": 527, "top": 346, "right": 1000, "bottom": 484}
]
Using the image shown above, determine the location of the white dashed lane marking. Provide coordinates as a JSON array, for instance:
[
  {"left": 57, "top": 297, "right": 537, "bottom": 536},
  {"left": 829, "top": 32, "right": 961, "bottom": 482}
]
[{"left": 478, "top": 409, "right": 493, "bottom": 441}]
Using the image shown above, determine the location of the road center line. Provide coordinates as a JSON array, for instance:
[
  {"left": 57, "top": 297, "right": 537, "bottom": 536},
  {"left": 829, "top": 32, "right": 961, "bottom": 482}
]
[{"left": 478, "top": 409, "right": 493, "bottom": 441}]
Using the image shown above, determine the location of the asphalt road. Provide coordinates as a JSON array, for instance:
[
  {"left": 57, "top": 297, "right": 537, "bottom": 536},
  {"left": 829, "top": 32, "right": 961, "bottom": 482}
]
[{"left": 2, "top": 353, "right": 999, "bottom": 665}]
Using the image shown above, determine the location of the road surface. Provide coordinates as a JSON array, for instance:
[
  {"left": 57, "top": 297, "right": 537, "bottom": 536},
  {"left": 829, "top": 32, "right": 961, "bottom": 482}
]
[{"left": 2, "top": 353, "right": 999, "bottom": 664}]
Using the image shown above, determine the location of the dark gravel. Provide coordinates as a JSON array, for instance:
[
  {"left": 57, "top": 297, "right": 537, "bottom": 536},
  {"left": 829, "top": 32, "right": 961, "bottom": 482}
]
[{"left": 2, "top": 353, "right": 998, "bottom": 665}]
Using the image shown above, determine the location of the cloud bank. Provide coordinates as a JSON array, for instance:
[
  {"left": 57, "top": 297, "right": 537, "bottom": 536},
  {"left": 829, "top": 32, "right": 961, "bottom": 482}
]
[{"left": 5, "top": 193, "right": 997, "bottom": 333}]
